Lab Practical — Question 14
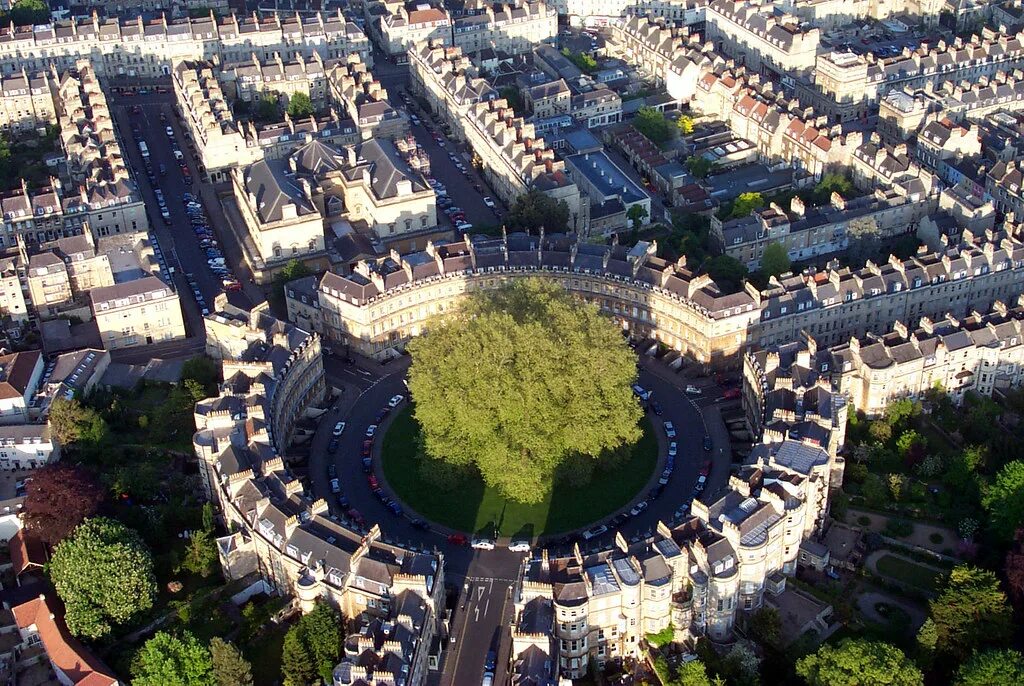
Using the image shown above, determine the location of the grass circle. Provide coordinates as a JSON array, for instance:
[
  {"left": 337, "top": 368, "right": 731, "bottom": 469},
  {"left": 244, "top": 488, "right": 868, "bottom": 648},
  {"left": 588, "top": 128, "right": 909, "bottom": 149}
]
[{"left": 380, "top": 405, "right": 659, "bottom": 537}]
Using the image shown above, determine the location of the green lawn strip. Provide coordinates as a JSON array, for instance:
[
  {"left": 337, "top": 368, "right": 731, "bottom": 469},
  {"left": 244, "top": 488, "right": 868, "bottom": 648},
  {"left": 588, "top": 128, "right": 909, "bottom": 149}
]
[
  {"left": 381, "top": 407, "right": 658, "bottom": 536},
  {"left": 874, "top": 554, "right": 944, "bottom": 592}
]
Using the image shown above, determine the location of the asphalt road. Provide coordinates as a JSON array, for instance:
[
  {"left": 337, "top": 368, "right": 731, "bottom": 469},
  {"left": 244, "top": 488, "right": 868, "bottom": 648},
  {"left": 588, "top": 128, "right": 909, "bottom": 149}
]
[
  {"left": 308, "top": 352, "right": 733, "bottom": 682},
  {"left": 109, "top": 93, "right": 253, "bottom": 328}
]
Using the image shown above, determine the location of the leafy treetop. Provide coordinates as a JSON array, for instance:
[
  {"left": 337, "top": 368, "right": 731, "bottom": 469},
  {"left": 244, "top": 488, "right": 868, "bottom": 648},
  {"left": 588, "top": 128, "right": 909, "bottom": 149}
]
[
  {"left": 795, "top": 638, "right": 924, "bottom": 686},
  {"left": 48, "top": 516, "right": 157, "bottom": 639},
  {"left": 407, "top": 278, "right": 643, "bottom": 503}
]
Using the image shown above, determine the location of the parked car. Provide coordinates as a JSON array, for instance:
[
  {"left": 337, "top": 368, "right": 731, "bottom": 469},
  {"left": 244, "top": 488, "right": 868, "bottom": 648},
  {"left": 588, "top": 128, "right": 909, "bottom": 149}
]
[
  {"left": 332, "top": 421, "right": 346, "bottom": 436},
  {"left": 722, "top": 388, "right": 741, "bottom": 400},
  {"left": 664, "top": 421, "right": 676, "bottom": 438},
  {"left": 388, "top": 394, "right": 405, "bottom": 408},
  {"left": 703, "top": 435, "right": 713, "bottom": 451},
  {"left": 447, "top": 533, "right": 468, "bottom": 546},
  {"left": 507, "top": 540, "right": 531, "bottom": 553},
  {"left": 685, "top": 385, "right": 702, "bottom": 396},
  {"left": 659, "top": 469, "right": 672, "bottom": 485},
  {"left": 411, "top": 519, "right": 430, "bottom": 530},
  {"left": 582, "top": 524, "right": 608, "bottom": 540},
  {"left": 327, "top": 464, "right": 337, "bottom": 478},
  {"left": 482, "top": 197, "right": 495, "bottom": 208},
  {"left": 668, "top": 442, "right": 677, "bottom": 457},
  {"left": 329, "top": 479, "right": 340, "bottom": 493},
  {"left": 471, "top": 538, "right": 495, "bottom": 550},
  {"left": 629, "top": 501, "right": 648, "bottom": 517},
  {"left": 365, "top": 424, "right": 377, "bottom": 437},
  {"left": 367, "top": 474, "right": 379, "bottom": 489},
  {"left": 327, "top": 439, "right": 339, "bottom": 454},
  {"left": 649, "top": 400, "right": 663, "bottom": 415}
]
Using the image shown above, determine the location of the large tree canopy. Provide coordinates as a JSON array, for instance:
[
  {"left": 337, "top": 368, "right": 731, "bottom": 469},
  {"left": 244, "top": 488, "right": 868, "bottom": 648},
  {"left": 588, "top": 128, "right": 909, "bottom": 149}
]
[
  {"left": 928, "top": 565, "right": 1012, "bottom": 661},
  {"left": 504, "top": 189, "right": 570, "bottom": 234},
  {"left": 407, "top": 279, "right": 643, "bottom": 503},
  {"left": 131, "top": 631, "right": 215, "bottom": 686},
  {"left": 48, "top": 517, "right": 156, "bottom": 638},
  {"left": 955, "top": 649, "right": 1024, "bottom": 686},
  {"left": 795, "top": 638, "right": 923, "bottom": 686},
  {"left": 982, "top": 460, "right": 1024, "bottom": 540}
]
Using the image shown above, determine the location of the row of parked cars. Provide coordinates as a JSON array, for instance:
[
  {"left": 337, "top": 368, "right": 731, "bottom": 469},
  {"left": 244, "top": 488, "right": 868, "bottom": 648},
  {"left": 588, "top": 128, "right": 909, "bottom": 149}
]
[
  {"left": 325, "top": 395, "right": 408, "bottom": 527},
  {"left": 184, "top": 193, "right": 242, "bottom": 295}
]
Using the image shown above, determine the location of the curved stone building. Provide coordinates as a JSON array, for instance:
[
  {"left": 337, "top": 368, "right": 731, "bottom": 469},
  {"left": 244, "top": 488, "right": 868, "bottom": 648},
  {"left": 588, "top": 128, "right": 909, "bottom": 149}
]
[{"left": 311, "top": 232, "right": 760, "bottom": 369}]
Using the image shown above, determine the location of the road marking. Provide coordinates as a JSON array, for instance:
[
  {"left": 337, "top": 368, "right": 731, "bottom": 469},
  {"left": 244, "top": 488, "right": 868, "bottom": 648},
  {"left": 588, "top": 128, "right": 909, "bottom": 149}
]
[{"left": 474, "top": 607, "right": 480, "bottom": 622}]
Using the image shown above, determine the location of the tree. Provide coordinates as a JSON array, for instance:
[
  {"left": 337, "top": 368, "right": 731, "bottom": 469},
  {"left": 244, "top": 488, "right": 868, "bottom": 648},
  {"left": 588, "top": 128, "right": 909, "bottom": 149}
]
[
  {"left": 627, "top": 204, "right": 648, "bottom": 231},
  {"left": 273, "top": 258, "right": 313, "bottom": 291},
  {"left": 676, "top": 659, "right": 712, "bottom": 686},
  {"left": 633, "top": 106, "right": 674, "bottom": 145},
  {"left": 748, "top": 606, "right": 780, "bottom": 646},
  {"left": 847, "top": 217, "right": 881, "bottom": 263},
  {"left": 47, "top": 396, "right": 106, "bottom": 447},
  {"left": 955, "top": 649, "right": 1024, "bottom": 686},
  {"left": 286, "top": 92, "right": 314, "bottom": 119},
  {"left": 720, "top": 643, "right": 760, "bottom": 686},
  {"left": 810, "top": 172, "right": 854, "bottom": 205},
  {"left": 928, "top": 565, "right": 1012, "bottom": 661},
  {"left": 982, "top": 461, "right": 1024, "bottom": 540},
  {"left": 281, "top": 625, "right": 315, "bottom": 686},
  {"left": 48, "top": 517, "right": 156, "bottom": 638},
  {"left": 869, "top": 420, "right": 893, "bottom": 443},
  {"left": 407, "top": 279, "right": 643, "bottom": 503},
  {"left": 645, "top": 623, "right": 675, "bottom": 647},
  {"left": 1006, "top": 529, "right": 1024, "bottom": 611},
  {"left": 504, "top": 189, "right": 570, "bottom": 234},
  {"left": 132, "top": 631, "right": 215, "bottom": 686},
  {"left": 182, "top": 356, "right": 221, "bottom": 397},
  {"left": 9, "top": 0, "right": 49, "bottom": 26},
  {"left": 499, "top": 86, "right": 524, "bottom": 114},
  {"left": 795, "top": 638, "right": 923, "bottom": 686},
  {"left": 210, "top": 637, "right": 254, "bottom": 686},
  {"left": 761, "top": 242, "right": 790, "bottom": 278},
  {"left": 729, "top": 192, "right": 765, "bottom": 219},
  {"left": 22, "top": 463, "right": 104, "bottom": 545},
  {"left": 301, "top": 602, "right": 342, "bottom": 682},
  {"left": 677, "top": 114, "right": 695, "bottom": 135},
  {"left": 686, "top": 156, "right": 716, "bottom": 179},
  {"left": 179, "top": 529, "right": 220, "bottom": 578},
  {"left": 256, "top": 93, "right": 280, "bottom": 123},
  {"left": 888, "top": 473, "right": 905, "bottom": 501},
  {"left": 703, "top": 255, "right": 748, "bottom": 293}
]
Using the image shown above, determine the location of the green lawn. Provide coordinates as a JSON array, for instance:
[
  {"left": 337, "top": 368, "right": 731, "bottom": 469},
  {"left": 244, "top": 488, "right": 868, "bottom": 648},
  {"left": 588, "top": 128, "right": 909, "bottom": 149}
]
[
  {"left": 874, "top": 554, "right": 945, "bottom": 592},
  {"left": 381, "top": 407, "right": 659, "bottom": 536}
]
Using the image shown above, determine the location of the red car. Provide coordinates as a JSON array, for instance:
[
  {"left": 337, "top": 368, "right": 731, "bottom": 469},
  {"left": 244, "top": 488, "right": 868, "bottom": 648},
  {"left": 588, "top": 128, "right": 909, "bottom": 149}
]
[
  {"left": 447, "top": 533, "right": 468, "bottom": 546},
  {"left": 700, "top": 461, "right": 711, "bottom": 477},
  {"left": 367, "top": 474, "right": 379, "bottom": 489},
  {"left": 347, "top": 508, "right": 365, "bottom": 526},
  {"left": 722, "top": 388, "right": 741, "bottom": 400}
]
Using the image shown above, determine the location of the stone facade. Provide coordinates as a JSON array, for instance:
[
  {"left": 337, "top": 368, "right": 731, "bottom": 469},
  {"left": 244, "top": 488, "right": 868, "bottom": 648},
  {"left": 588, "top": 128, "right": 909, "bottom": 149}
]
[
  {"left": 306, "top": 233, "right": 759, "bottom": 367},
  {"left": 0, "top": 11, "right": 372, "bottom": 78}
]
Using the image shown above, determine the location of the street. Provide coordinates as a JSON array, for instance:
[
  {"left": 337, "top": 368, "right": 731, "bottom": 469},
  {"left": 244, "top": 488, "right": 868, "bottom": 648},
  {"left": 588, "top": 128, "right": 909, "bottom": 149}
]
[{"left": 108, "top": 90, "right": 257, "bottom": 341}]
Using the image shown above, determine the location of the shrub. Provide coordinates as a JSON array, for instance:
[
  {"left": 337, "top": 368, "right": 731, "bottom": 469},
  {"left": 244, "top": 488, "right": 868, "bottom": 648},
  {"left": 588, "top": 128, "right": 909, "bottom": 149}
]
[
  {"left": 929, "top": 533, "right": 944, "bottom": 545},
  {"left": 885, "top": 519, "right": 915, "bottom": 538},
  {"left": 858, "top": 516, "right": 872, "bottom": 527}
]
